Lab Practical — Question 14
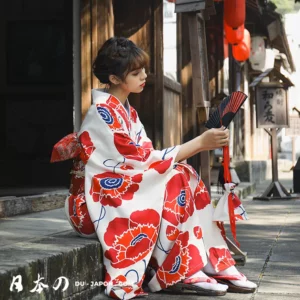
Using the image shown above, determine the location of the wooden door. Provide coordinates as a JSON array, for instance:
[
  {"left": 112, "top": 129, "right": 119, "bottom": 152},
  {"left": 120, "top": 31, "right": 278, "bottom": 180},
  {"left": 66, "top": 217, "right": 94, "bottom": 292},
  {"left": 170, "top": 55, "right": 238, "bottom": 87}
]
[
  {"left": 0, "top": 1, "right": 73, "bottom": 195},
  {"left": 113, "top": 0, "right": 164, "bottom": 149}
]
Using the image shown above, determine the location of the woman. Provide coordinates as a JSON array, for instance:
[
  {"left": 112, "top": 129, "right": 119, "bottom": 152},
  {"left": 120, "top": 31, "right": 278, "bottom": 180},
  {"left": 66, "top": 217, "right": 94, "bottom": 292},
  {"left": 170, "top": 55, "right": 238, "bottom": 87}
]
[{"left": 51, "top": 37, "right": 256, "bottom": 299}]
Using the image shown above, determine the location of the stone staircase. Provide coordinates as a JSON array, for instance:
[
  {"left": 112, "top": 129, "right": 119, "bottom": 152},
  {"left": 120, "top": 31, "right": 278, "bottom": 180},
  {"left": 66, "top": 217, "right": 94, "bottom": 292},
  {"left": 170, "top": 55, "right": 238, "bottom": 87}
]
[{"left": 0, "top": 207, "right": 105, "bottom": 300}]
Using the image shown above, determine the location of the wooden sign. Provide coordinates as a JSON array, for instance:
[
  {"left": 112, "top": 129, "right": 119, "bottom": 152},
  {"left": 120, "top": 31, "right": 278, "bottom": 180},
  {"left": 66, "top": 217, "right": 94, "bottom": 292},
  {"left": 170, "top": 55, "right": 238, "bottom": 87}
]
[
  {"left": 256, "top": 83, "right": 289, "bottom": 128},
  {"left": 285, "top": 116, "right": 300, "bottom": 136}
]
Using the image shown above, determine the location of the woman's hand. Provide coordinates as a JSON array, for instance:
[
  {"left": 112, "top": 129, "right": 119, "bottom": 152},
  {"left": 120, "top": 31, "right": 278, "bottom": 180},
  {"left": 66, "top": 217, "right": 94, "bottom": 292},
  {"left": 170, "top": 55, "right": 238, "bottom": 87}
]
[
  {"left": 198, "top": 127, "right": 229, "bottom": 150},
  {"left": 175, "top": 127, "right": 229, "bottom": 162}
]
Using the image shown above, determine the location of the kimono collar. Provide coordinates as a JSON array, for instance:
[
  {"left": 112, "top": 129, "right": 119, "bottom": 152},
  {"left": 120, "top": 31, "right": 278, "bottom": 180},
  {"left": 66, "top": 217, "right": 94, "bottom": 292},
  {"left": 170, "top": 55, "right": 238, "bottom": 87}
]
[
  {"left": 92, "top": 89, "right": 130, "bottom": 109},
  {"left": 92, "top": 89, "right": 131, "bottom": 130}
]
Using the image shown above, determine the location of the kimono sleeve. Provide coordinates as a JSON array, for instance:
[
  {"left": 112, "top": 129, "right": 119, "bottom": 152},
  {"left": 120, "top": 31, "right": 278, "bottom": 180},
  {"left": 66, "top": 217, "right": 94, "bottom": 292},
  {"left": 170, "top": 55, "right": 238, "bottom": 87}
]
[{"left": 78, "top": 103, "right": 180, "bottom": 174}]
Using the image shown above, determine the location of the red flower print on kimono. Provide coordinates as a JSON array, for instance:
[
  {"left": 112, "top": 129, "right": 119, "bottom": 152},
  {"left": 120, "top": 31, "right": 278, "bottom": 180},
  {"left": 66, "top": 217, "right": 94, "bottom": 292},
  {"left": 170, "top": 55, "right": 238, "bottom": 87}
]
[
  {"left": 104, "top": 209, "right": 160, "bottom": 269},
  {"left": 156, "top": 229, "right": 204, "bottom": 288},
  {"left": 130, "top": 107, "right": 138, "bottom": 123},
  {"left": 185, "top": 244, "right": 205, "bottom": 277},
  {"left": 106, "top": 273, "right": 146, "bottom": 298},
  {"left": 114, "top": 133, "right": 151, "bottom": 162},
  {"left": 193, "top": 226, "right": 203, "bottom": 239},
  {"left": 156, "top": 230, "right": 190, "bottom": 287},
  {"left": 96, "top": 103, "right": 123, "bottom": 132},
  {"left": 148, "top": 158, "right": 173, "bottom": 174},
  {"left": 194, "top": 180, "right": 211, "bottom": 210},
  {"left": 90, "top": 172, "right": 143, "bottom": 207},
  {"left": 78, "top": 131, "right": 96, "bottom": 164},
  {"left": 67, "top": 194, "right": 95, "bottom": 235},
  {"left": 106, "top": 95, "right": 130, "bottom": 130},
  {"left": 162, "top": 173, "right": 194, "bottom": 226},
  {"left": 209, "top": 247, "right": 235, "bottom": 272},
  {"left": 165, "top": 226, "right": 204, "bottom": 277},
  {"left": 166, "top": 225, "right": 180, "bottom": 241},
  {"left": 142, "top": 141, "right": 154, "bottom": 150}
]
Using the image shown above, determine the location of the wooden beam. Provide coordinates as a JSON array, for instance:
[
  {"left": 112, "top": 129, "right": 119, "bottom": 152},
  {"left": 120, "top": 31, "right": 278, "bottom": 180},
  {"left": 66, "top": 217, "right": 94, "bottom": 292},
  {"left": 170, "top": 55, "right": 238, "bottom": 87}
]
[
  {"left": 81, "top": 0, "right": 92, "bottom": 120},
  {"left": 187, "top": 11, "right": 211, "bottom": 193},
  {"left": 91, "top": 0, "right": 114, "bottom": 89},
  {"left": 197, "top": 12, "right": 210, "bottom": 121},
  {"left": 164, "top": 76, "right": 182, "bottom": 94},
  {"left": 188, "top": 13, "right": 204, "bottom": 108},
  {"left": 153, "top": 0, "right": 164, "bottom": 149}
]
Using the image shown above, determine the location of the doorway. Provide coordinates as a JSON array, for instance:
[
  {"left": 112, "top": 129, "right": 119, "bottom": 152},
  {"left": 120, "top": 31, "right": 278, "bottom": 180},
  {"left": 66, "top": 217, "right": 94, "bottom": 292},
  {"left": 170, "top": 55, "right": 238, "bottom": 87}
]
[{"left": 0, "top": 1, "right": 73, "bottom": 196}]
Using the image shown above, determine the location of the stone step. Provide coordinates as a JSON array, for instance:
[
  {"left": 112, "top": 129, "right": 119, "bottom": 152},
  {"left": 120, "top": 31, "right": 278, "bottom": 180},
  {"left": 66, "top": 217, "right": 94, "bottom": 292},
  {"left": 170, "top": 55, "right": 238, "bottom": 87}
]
[
  {"left": 211, "top": 181, "right": 256, "bottom": 200},
  {"left": 0, "top": 208, "right": 104, "bottom": 300},
  {"left": 0, "top": 190, "right": 68, "bottom": 218}
]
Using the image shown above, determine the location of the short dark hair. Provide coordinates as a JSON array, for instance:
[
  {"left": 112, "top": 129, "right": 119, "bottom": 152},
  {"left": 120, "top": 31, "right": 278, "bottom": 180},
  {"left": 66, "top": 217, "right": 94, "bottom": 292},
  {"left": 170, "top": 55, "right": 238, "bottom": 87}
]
[{"left": 92, "top": 37, "right": 149, "bottom": 84}]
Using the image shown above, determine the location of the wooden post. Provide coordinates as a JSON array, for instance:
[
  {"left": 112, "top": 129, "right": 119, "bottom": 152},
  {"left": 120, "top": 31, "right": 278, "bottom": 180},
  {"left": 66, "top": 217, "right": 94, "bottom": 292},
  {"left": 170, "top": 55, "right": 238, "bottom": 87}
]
[
  {"left": 81, "top": 0, "right": 92, "bottom": 120},
  {"left": 254, "top": 128, "right": 292, "bottom": 200},
  {"left": 271, "top": 128, "right": 279, "bottom": 182},
  {"left": 187, "top": 12, "right": 211, "bottom": 193},
  {"left": 91, "top": 0, "right": 114, "bottom": 89},
  {"left": 153, "top": 0, "right": 164, "bottom": 149},
  {"left": 197, "top": 13, "right": 211, "bottom": 194},
  {"left": 73, "top": 0, "right": 81, "bottom": 132},
  {"left": 81, "top": 0, "right": 114, "bottom": 121}
]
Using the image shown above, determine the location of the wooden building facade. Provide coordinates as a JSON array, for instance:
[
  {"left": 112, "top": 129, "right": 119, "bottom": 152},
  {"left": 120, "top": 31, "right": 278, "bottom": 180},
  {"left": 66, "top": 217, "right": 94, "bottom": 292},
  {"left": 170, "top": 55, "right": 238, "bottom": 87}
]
[
  {"left": 0, "top": 0, "right": 293, "bottom": 195},
  {"left": 0, "top": 0, "right": 200, "bottom": 195}
]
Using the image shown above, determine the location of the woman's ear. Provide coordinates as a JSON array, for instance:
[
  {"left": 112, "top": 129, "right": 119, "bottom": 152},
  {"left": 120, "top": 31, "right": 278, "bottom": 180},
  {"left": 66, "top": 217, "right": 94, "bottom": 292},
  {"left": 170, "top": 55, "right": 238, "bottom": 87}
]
[{"left": 108, "top": 75, "right": 121, "bottom": 85}]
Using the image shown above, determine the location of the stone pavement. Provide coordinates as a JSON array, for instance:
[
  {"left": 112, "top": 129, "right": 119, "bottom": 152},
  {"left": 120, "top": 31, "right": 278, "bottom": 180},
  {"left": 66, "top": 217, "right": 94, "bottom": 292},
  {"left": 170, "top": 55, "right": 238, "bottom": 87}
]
[{"left": 0, "top": 173, "right": 299, "bottom": 300}]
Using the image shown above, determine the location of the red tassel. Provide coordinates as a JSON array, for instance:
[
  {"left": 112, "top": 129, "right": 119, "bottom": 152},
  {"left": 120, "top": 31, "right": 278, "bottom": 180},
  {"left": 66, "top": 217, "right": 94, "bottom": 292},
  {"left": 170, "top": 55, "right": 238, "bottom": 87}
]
[
  {"left": 228, "top": 193, "right": 240, "bottom": 247},
  {"left": 223, "top": 145, "right": 240, "bottom": 246},
  {"left": 216, "top": 221, "right": 227, "bottom": 241},
  {"left": 222, "top": 145, "right": 232, "bottom": 183}
]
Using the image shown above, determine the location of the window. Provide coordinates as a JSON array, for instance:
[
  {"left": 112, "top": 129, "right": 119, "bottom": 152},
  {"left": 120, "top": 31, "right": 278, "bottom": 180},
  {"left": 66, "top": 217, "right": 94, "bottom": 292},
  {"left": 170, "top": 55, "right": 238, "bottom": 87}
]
[{"left": 163, "top": 0, "right": 177, "bottom": 81}]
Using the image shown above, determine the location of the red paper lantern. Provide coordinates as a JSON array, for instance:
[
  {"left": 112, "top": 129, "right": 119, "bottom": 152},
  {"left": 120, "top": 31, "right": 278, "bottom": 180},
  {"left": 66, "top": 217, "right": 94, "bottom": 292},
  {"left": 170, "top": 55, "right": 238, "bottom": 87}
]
[
  {"left": 224, "top": 21, "right": 244, "bottom": 45},
  {"left": 232, "top": 29, "right": 250, "bottom": 62},
  {"left": 224, "top": 0, "right": 246, "bottom": 29}
]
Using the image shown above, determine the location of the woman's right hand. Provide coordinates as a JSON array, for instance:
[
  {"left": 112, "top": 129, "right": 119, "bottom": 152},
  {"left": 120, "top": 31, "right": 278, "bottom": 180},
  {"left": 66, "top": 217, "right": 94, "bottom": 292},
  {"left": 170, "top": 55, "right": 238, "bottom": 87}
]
[
  {"left": 198, "top": 127, "right": 229, "bottom": 150},
  {"left": 175, "top": 127, "right": 229, "bottom": 162}
]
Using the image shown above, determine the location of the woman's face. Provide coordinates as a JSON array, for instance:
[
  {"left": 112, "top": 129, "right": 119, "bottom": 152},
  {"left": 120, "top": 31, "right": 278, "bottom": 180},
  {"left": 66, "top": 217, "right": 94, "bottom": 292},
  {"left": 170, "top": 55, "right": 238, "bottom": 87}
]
[{"left": 120, "top": 67, "right": 147, "bottom": 94}]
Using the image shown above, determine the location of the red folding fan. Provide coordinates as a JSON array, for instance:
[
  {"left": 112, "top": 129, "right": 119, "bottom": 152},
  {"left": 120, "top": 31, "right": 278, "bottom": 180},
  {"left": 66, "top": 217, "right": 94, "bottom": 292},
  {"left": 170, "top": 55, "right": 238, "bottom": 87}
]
[
  {"left": 206, "top": 91, "right": 247, "bottom": 183},
  {"left": 205, "top": 91, "right": 248, "bottom": 246},
  {"left": 205, "top": 91, "right": 248, "bottom": 130}
]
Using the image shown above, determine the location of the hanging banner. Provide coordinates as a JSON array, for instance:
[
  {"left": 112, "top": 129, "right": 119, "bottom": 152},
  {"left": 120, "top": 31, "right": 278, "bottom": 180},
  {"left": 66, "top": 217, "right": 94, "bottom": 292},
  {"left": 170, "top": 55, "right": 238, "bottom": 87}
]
[{"left": 256, "top": 83, "right": 289, "bottom": 128}]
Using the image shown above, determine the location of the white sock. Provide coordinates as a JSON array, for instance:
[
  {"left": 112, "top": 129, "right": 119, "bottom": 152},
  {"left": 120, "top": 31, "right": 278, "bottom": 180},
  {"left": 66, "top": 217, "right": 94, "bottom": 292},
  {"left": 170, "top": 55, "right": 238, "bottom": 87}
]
[
  {"left": 186, "top": 270, "right": 228, "bottom": 292},
  {"left": 203, "top": 259, "right": 218, "bottom": 275},
  {"left": 204, "top": 262, "right": 257, "bottom": 289}
]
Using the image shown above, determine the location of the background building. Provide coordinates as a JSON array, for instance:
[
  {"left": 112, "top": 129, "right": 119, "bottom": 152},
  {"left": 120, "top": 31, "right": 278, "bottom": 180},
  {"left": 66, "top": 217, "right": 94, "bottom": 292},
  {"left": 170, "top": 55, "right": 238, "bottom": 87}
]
[{"left": 0, "top": 0, "right": 296, "bottom": 196}]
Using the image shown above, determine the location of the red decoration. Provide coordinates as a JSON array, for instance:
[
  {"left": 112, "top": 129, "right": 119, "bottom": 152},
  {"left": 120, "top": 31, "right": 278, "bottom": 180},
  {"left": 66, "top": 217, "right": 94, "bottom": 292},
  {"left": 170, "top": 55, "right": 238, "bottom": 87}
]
[
  {"left": 224, "top": 0, "right": 246, "bottom": 29},
  {"left": 224, "top": 21, "right": 244, "bottom": 45},
  {"left": 167, "top": 0, "right": 176, "bottom": 2},
  {"left": 232, "top": 29, "right": 250, "bottom": 62}
]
